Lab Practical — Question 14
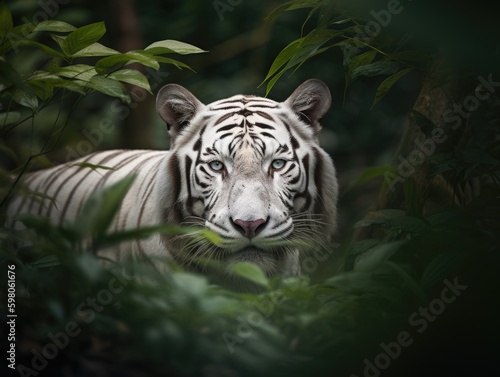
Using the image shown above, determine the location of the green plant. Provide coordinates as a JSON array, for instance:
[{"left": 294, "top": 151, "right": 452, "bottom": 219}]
[{"left": 0, "top": 2, "right": 204, "bottom": 207}]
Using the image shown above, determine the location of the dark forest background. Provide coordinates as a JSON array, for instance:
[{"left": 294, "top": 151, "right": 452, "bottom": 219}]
[{"left": 1, "top": 1, "right": 499, "bottom": 377}]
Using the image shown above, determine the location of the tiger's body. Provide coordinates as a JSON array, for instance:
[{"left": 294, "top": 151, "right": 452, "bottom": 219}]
[{"left": 7, "top": 79, "right": 338, "bottom": 276}]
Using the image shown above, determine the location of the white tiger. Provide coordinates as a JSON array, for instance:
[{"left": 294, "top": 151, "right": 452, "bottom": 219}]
[{"left": 7, "top": 79, "right": 338, "bottom": 276}]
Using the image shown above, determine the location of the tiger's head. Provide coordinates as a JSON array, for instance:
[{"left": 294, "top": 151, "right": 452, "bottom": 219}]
[{"left": 155, "top": 79, "right": 338, "bottom": 277}]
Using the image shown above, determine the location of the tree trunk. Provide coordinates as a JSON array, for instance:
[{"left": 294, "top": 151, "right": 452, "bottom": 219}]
[
  {"left": 109, "top": 0, "right": 156, "bottom": 149},
  {"left": 378, "top": 66, "right": 476, "bottom": 214}
]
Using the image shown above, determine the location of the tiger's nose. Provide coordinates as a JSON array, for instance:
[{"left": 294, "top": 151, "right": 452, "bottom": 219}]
[{"left": 231, "top": 218, "right": 268, "bottom": 238}]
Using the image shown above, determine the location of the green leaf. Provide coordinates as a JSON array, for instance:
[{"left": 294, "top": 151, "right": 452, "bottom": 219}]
[
  {"left": 262, "top": 38, "right": 303, "bottom": 84},
  {"left": 30, "top": 255, "right": 62, "bottom": 269},
  {"left": 107, "top": 69, "right": 152, "bottom": 94},
  {"left": 71, "top": 42, "right": 119, "bottom": 58},
  {"left": 144, "top": 39, "right": 206, "bottom": 55},
  {"left": 262, "top": 29, "right": 339, "bottom": 92},
  {"left": 0, "top": 23, "right": 34, "bottom": 54},
  {"left": 29, "top": 70, "right": 63, "bottom": 82},
  {"left": 199, "top": 229, "right": 222, "bottom": 245},
  {"left": 172, "top": 273, "right": 208, "bottom": 297},
  {"left": 152, "top": 56, "right": 192, "bottom": 70},
  {"left": 354, "top": 241, "right": 406, "bottom": 272},
  {"left": 420, "top": 252, "right": 466, "bottom": 291},
  {"left": 61, "top": 21, "right": 106, "bottom": 56},
  {"left": 265, "top": 2, "right": 294, "bottom": 23},
  {"left": 32, "top": 20, "right": 76, "bottom": 33},
  {"left": 87, "top": 75, "right": 130, "bottom": 102},
  {"left": 10, "top": 23, "right": 36, "bottom": 38},
  {"left": 372, "top": 68, "right": 412, "bottom": 107},
  {"left": 0, "top": 2, "right": 13, "bottom": 37},
  {"left": 351, "top": 61, "right": 400, "bottom": 81},
  {"left": 50, "top": 80, "right": 89, "bottom": 95},
  {"left": 12, "top": 88, "right": 38, "bottom": 111},
  {"left": 95, "top": 51, "right": 160, "bottom": 73},
  {"left": 230, "top": 262, "right": 270, "bottom": 288},
  {"left": 15, "top": 40, "right": 65, "bottom": 58},
  {"left": 17, "top": 215, "right": 67, "bottom": 248},
  {"left": 264, "top": 42, "right": 332, "bottom": 95},
  {"left": 51, "top": 33, "right": 66, "bottom": 50},
  {"left": 324, "top": 269, "right": 404, "bottom": 303},
  {"left": 0, "top": 112, "right": 20, "bottom": 125},
  {"left": 386, "top": 261, "right": 427, "bottom": 304},
  {"left": 265, "top": 69, "right": 288, "bottom": 96},
  {"left": 74, "top": 174, "right": 137, "bottom": 239},
  {"left": 27, "top": 71, "right": 68, "bottom": 99},
  {"left": 285, "top": 43, "right": 332, "bottom": 75},
  {"left": 51, "top": 64, "right": 97, "bottom": 81},
  {"left": 265, "top": 0, "right": 321, "bottom": 23},
  {"left": 345, "top": 50, "right": 377, "bottom": 85}
]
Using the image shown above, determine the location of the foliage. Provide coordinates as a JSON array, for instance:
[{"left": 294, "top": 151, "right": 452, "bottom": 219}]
[
  {"left": 2, "top": 170, "right": 497, "bottom": 376},
  {"left": 0, "top": 1, "right": 204, "bottom": 206},
  {"left": 261, "top": 0, "right": 420, "bottom": 103},
  {"left": 0, "top": 2, "right": 203, "bottom": 106},
  {"left": 1, "top": 1, "right": 499, "bottom": 376},
  {"left": 0, "top": 176, "right": 416, "bottom": 376}
]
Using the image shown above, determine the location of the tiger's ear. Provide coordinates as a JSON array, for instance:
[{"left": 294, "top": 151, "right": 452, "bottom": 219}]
[
  {"left": 285, "top": 79, "right": 331, "bottom": 134},
  {"left": 156, "top": 84, "right": 203, "bottom": 140}
]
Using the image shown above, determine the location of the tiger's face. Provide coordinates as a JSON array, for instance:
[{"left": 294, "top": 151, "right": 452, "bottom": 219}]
[{"left": 156, "top": 80, "right": 338, "bottom": 277}]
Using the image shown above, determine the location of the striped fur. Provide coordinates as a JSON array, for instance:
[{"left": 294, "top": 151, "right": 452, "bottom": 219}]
[{"left": 7, "top": 79, "right": 338, "bottom": 276}]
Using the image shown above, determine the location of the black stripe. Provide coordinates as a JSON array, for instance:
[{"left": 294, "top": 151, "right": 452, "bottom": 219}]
[
  {"left": 95, "top": 152, "right": 139, "bottom": 189},
  {"left": 46, "top": 154, "right": 97, "bottom": 218},
  {"left": 164, "top": 153, "right": 182, "bottom": 224},
  {"left": 185, "top": 156, "right": 193, "bottom": 212},
  {"left": 211, "top": 106, "right": 240, "bottom": 112},
  {"left": 294, "top": 155, "right": 311, "bottom": 211},
  {"left": 58, "top": 151, "right": 125, "bottom": 225},
  {"left": 253, "top": 122, "right": 274, "bottom": 130},
  {"left": 193, "top": 136, "right": 202, "bottom": 151},
  {"left": 285, "top": 162, "right": 297, "bottom": 177},
  {"left": 256, "top": 111, "right": 274, "bottom": 121},
  {"left": 313, "top": 148, "right": 324, "bottom": 215},
  {"left": 35, "top": 163, "right": 74, "bottom": 215},
  {"left": 259, "top": 132, "right": 276, "bottom": 140},
  {"left": 115, "top": 153, "right": 163, "bottom": 232},
  {"left": 134, "top": 158, "right": 164, "bottom": 254},
  {"left": 215, "top": 98, "right": 247, "bottom": 105},
  {"left": 219, "top": 132, "right": 234, "bottom": 139},
  {"left": 214, "top": 112, "right": 237, "bottom": 125},
  {"left": 218, "top": 122, "right": 241, "bottom": 132}
]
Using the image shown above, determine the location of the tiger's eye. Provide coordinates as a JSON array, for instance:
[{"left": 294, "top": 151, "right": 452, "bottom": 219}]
[
  {"left": 209, "top": 160, "right": 224, "bottom": 172},
  {"left": 271, "top": 159, "right": 286, "bottom": 170}
]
